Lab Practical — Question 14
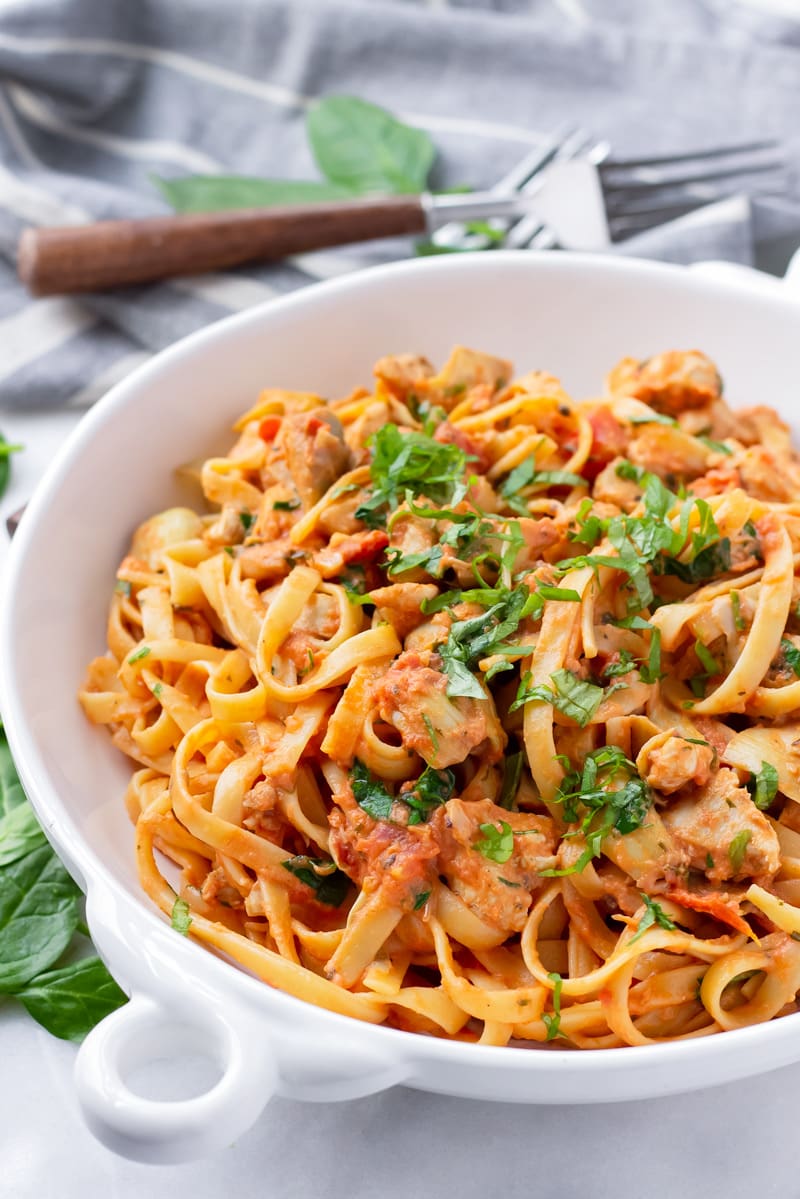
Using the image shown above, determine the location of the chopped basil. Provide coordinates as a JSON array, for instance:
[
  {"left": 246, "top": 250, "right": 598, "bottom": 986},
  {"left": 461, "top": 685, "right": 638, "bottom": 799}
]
[
  {"left": 698, "top": 435, "right": 732, "bottom": 456},
  {"left": 273, "top": 498, "right": 301, "bottom": 512},
  {"left": 511, "top": 669, "right": 604, "bottom": 727},
  {"left": 170, "top": 897, "right": 192, "bottom": 935},
  {"left": 281, "top": 856, "right": 350, "bottom": 907},
  {"left": 728, "top": 830, "right": 751, "bottom": 873},
  {"left": 239, "top": 510, "right": 255, "bottom": 534},
  {"left": 127, "top": 646, "right": 151, "bottom": 664},
  {"left": 114, "top": 578, "right": 132, "bottom": 597},
  {"left": 474, "top": 820, "right": 514, "bottom": 864},
  {"left": 403, "top": 767, "right": 455, "bottom": 825},
  {"left": 731, "top": 590, "right": 745, "bottom": 631},
  {"left": 542, "top": 972, "right": 564, "bottom": 1041},
  {"left": 413, "top": 890, "right": 431, "bottom": 911},
  {"left": 629, "top": 893, "right": 676, "bottom": 944},
  {"left": 355, "top": 424, "right": 471, "bottom": 528},
  {"left": 781, "top": 638, "right": 800, "bottom": 678},
  {"left": 694, "top": 639, "right": 721, "bottom": 676},
  {"left": 351, "top": 760, "right": 394, "bottom": 822},
  {"left": 748, "top": 761, "right": 779, "bottom": 811},
  {"left": 498, "top": 751, "right": 524, "bottom": 811}
]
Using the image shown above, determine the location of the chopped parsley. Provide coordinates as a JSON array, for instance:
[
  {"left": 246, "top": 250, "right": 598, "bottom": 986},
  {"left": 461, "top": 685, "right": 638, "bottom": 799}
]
[
  {"left": 239, "top": 510, "right": 255, "bottom": 534},
  {"left": 628, "top": 893, "right": 676, "bottom": 944},
  {"left": 413, "top": 890, "right": 431, "bottom": 911},
  {"left": 355, "top": 424, "right": 472, "bottom": 528},
  {"left": 474, "top": 820, "right": 515, "bottom": 864},
  {"left": 282, "top": 856, "right": 350, "bottom": 907},
  {"left": 748, "top": 761, "right": 779, "bottom": 811},
  {"left": 171, "top": 897, "right": 192, "bottom": 936},
  {"left": 698, "top": 435, "right": 732, "bottom": 456},
  {"left": 128, "top": 646, "right": 151, "bottom": 664},
  {"left": 273, "top": 498, "right": 301, "bottom": 512},
  {"left": 542, "top": 972, "right": 564, "bottom": 1041},
  {"left": 728, "top": 830, "right": 752, "bottom": 874},
  {"left": 694, "top": 639, "right": 721, "bottom": 676}
]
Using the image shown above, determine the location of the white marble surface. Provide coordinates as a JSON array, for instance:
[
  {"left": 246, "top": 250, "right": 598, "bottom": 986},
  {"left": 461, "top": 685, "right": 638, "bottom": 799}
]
[{"left": 2, "top": 407, "right": 800, "bottom": 1195}]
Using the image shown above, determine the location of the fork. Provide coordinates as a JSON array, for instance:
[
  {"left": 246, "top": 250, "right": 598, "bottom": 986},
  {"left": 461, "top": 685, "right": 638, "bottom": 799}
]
[
  {"left": 17, "top": 135, "right": 786, "bottom": 295},
  {"left": 439, "top": 135, "right": 786, "bottom": 253}
]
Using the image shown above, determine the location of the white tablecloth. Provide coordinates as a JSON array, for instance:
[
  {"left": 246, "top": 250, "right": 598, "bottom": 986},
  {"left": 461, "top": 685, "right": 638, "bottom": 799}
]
[{"left": 2, "top": 407, "right": 800, "bottom": 1198}]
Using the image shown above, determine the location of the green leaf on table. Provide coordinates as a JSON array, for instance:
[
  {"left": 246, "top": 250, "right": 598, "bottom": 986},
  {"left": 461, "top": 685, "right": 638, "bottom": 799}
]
[
  {"left": 307, "top": 95, "right": 435, "bottom": 195},
  {"left": 15, "top": 956, "right": 127, "bottom": 1041},
  {"left": 0, "top": 728, "right": 27, "bottom": 817},
  {"left": 152, "top": 174, "right": 352, "bottom": 213},
  {"left": 0, "top": 802, "right": 47, "bottom": 868},
  {"left": 0, "top": 844, "right": 81, "bottom": 991}
]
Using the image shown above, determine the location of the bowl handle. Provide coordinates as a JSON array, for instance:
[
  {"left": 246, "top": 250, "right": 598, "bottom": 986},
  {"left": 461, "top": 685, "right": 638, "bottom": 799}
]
[{"left": 74, "top": 991, "right": 277, "bottom": 1164}]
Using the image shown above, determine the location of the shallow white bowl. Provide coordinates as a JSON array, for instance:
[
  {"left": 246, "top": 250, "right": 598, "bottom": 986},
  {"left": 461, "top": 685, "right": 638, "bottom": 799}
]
[{"left": 3, "top": 251, "right": 800, "bottom": 1164}]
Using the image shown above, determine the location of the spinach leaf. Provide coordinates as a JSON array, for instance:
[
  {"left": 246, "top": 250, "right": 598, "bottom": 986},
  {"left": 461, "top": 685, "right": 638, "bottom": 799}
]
[
  {"left": 15, "top": 956, "right": 127, "bottom": 1042},
  {"left": 152, "top": 174, "right": 351, "bottom": 213},
  {"left": 307, "top": 95, "right": 435, "bottom": 195},
  {"left": 0, "top": 844, "right": 80, "bottom": 991},
  {"left": 0, "top": 727, "right": 26, "bottom": 818},
  {"left": 0, "top": 802, "right": 47, "bottom": 869}
]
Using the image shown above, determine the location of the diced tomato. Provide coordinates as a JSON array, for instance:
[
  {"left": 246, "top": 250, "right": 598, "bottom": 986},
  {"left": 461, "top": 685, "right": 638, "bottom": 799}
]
[
  {"left": 258, "top": 416, "right": 282, "bottom": 442},
  {"left": 584, "top": 406, "right": 630, "bottom": 480},
  {"left": 306, "top": 416, "right": 325, "bottom": 436},
  {"left": 668, "top": 887, "right": 754, "bottom": 939}
]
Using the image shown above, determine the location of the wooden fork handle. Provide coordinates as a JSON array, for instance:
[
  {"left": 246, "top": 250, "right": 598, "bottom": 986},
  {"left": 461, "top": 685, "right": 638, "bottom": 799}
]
[{"left": 17, "top": 195, "right": 427, "bottom": 296}]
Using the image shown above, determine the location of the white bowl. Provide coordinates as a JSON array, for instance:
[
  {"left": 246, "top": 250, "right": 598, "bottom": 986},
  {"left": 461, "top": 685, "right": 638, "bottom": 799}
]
[{"left": 3, "top": 251, "right": 800, "bottom": 1164}]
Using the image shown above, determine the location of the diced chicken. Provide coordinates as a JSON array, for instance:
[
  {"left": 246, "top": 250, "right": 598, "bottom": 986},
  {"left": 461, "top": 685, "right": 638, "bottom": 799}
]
[
  {"left": 312, "top": 529, "right": 389, "bottom": 578},
  {"left": 369, "top": 582, "right": 439, "bottom": 640},
  {"left": 432, "top": 346, "right": 513, "bottom": 410},
  {"left": 660, "top": 767, "right": 780, "bottom": 883},
  {"left": 585, "top": 404, "right": 631, "bottom": 475},
  {"left": 592, "top": 457, "right": 642, "bottom": 510},
  {"left": 238, "top": 538, "right": 294, "bottom": 583},
  {"left": 205, "top": 503, "right": 247, "bottom": 547},
  {"left": 606, "top": 350, "right": 722, "bottom": 416},
  {"left": 733, "top": 445, "right": 800, "bottom": 504},
  {"left": 344, "top": 400, "right": 394, "bottom": 461},
  {"left": 689, "top": 464, "right": 743, "bottom": 499},
  {"left": 373, "top": 352, "right": 435, "bottom": 400},
  {"left": 267, "top": 409, "right": 352, "bottom": 507},
  {"left": 329, "top": 791, "right": 439, "bottom": 909},
  {"left": 512, "top": 370, "right": 569, "bottom": 401},
  {"left": 642, "top": 734, "right": 717, "bottom": 795},
  {"left": 512, "top": 516, "right": 564, "bottom": 568},
  {"left": 431, "top": 798, "right": 557, "bottom": 932},
  {"left": 376, "top": 651, "right": 505, "bottom": 768},
  {"left": 628, "top": 425, "right": 711, "bottom": 481},
  {"left": 386, "top": 511, "right": 437, "bottom": 576}
]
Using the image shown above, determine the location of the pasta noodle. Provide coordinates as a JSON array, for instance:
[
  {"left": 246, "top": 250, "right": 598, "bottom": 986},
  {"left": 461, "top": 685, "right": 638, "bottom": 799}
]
[{"left": 80, "top": 343, "right": 800, "bottom": 1048}]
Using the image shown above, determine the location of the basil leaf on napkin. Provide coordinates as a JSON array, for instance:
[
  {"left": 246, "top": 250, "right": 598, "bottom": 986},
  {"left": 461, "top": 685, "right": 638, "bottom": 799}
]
[
  {"left": 152, "top": 174, "right": 353, "bottom": 213},
  {"left": 0, "top": 844, "right": 81, "bottom": 990},
  {"left": 306, "top": 95, "right": 435, "bottom": 194},
  {"left": 15, "top": 956, "right": 128, "bottom": 1042},
  {"left": 0, "top": 435, "right": 22, "bottom": 502}
]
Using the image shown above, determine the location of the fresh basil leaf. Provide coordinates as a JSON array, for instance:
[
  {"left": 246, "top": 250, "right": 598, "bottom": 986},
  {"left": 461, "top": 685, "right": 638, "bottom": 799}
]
[
  {"left": 698, "top": 435, "right": 732, "bottom": 456},
  {"left": 628, "top": 893, "right": 676, "bottom": 944},
  {"left": 748, "top": 761, "right": 779, "bottom": 811},
  {"left": 152, "top": 174, "right": 351, "bottom": 212},
  {"left": 282, "top": 856, "right": 350, "bottom": 907},
  {"left": 694, "top": 639, "right": 721, "bottom": 676},
  {"left": 731, "top": 590, "right": 745, "bottom": 631},
  {"left": 638, "top": 627, "right": 663, "bottom": 684},
  {"left": 351, "top": 759, "right": 394, "bottom": 821},
  {"left": 629, "top": 412, "right": 677, "bottom": 426},
  {"left": 15, "top": 956, "right": 127, "bottom": 1042},
  {"left": 661, "top": 537, "right": 731, "bottom": 583},
  {"left": 307, "top": 95, "right": 435, "bottom": 195},
  {"left": 439, "top": 589, "right": 530, "bottom": 699},
  {"left": 474, "top": 821, "right": 514, "bottom": 864},
  {"left": 512, "top": 669, "right": 603, "bottom": 727},
  {"left": 357, "top": 423, "right": 470, "bottom": 528},
  {"left": 0, "top": 844, "right": 80, "bottom": 991},
  {"left": 403, "top": 767, "right": 455, "bottom": 825},
  {"left": 239, "top": 510, "right": 255, "bottom": 534}
]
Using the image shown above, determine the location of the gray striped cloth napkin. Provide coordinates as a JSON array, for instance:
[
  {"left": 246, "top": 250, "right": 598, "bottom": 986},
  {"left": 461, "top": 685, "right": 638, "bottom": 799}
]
[{"left": 1, "top": 0, "right": 799, "bottom": 410}]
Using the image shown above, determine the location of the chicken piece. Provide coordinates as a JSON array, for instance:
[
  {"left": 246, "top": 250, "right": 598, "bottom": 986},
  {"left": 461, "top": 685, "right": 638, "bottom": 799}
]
[
  {"left": 376, "top": 651, "right": 505, "bottom": 768},
  {"left": 606, "top": 350, "right": 722, "bottom": 416},
  {"left": 733, "top": 445, "right": 800, "bottom": 504},
  {"left": 512, "top": 516, "right": 564, "bottom": 569},
  {"left": 689, "top": 464, "right": 743, "bottom": 499},
  {"left": 205, "top": 503, "right": 247, "bottom": 548},
  {"left": 733, "top": 405, "right": 792, "bottom": 451},
  {"left": 373, "top": 352, "right": 435, "bottom": 401},
  {"left": 628, "top": 425, "right": 711, "bottom": 482},
  {"left": 237, "top": 537, "right": 295, "bottom": 583},
  {"left": 312, "top": 529, "right": 389, "bottom": 578},
  {"left": 592, "top": 457, "right": 642, "bottom": 510},
  {"left": 329, "top": 791, "right": 439, "bottom": 908},
  {"left": 512, "top": 370, "right": 569, "bottom": 401},
  {"left": 369, "top": 583, "right": 439, "bottom": 641},
  {"left": 386, "top": 510, "right": 437, "bottom": 577},
  {"left": 432, "top": 798, "right": 557, "bottom": 932},
  {"left": 431, "top": 346, "right": 513, "bottom": 411},
  {"left": 660, "top": 767, "right": 780, "bottom": 883},
  {"left": 344, "top": 399, "right": 393, "bottom": 461},
  {"left": 267, "top": 409, "right": 352, "bottom": 507},
  {"left": 585, "top": 404, "right": 631, "bottom": 476},
  {"left": 642, "top": 734, "right": 717, "bottom": 795}
]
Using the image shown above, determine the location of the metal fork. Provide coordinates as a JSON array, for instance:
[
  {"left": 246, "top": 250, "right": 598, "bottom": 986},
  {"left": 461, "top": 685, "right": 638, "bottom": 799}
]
[{"left": 434, "top": 134, "right": 786, "bottom": 252}]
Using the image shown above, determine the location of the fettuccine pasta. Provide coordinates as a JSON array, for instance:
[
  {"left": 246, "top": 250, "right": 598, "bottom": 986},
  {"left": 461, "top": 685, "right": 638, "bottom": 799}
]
[{"left": 80, "top": 344, "right": 800, "bottom": 1047}]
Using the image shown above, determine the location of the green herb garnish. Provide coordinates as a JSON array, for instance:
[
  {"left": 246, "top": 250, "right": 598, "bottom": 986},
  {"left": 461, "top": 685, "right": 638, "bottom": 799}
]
[
  {"left": 748, "top": 761, "right": 779, "bottom": 811},
  {"left": 474, "top": 821, "right": 514, "bottom": 864},
  {"left": 171, "top": 897, "right": 192, "bottom": 935},
  {"left": 542, "top": 972, "right": 564, "bottom": 1041},
  {"left": 628, "top": 893, "right": 677, "bottom": 944},
  {"left": 281, "top": 856, "right": 350, "bottom": 907},
  {"left": 728, "top": 830, "right": 752, "bottom": 873}
]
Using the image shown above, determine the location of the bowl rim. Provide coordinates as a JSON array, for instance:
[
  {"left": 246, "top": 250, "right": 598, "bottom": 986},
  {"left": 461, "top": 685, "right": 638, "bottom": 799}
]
[{"left": 4, "top": 248, "right": 800, "bottom": 1077}]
